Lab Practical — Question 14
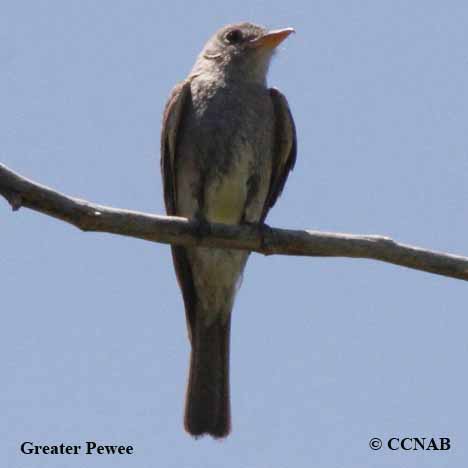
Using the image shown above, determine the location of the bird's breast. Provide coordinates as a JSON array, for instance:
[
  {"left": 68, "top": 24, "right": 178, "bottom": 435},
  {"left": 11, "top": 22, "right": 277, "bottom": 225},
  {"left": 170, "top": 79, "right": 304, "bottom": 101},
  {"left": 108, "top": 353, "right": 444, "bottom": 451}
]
[{"left": 177, "top": 79, "right": 274, "bottom": 224}]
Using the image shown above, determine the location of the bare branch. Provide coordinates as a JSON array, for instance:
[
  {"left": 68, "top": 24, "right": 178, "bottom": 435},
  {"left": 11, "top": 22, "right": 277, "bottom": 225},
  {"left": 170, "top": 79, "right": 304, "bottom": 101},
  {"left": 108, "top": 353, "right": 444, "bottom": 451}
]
[{"left": 1, "top": 162, "right": 467, "bottom": 281}]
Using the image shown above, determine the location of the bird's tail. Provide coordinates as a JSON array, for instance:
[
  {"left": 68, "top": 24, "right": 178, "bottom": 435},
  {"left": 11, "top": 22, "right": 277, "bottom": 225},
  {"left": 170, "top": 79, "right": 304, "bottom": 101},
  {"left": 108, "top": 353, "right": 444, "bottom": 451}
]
[{"left": 184, "top": 315, "right": 231, "bottom": 439}]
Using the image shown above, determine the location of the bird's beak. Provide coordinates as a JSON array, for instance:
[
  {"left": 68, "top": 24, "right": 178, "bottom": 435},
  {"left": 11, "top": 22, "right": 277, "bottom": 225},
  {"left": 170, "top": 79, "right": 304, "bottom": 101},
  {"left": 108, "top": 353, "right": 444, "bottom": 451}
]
[{"left": 248, "top": 27, "right": 295, "bottom": 49}]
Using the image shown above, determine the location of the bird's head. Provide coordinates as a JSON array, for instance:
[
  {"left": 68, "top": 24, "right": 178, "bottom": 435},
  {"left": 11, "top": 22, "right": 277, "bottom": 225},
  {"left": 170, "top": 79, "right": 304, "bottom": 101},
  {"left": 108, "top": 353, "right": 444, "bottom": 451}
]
[{"left": 191, "top": 22, "right": 294, "bottom": 84}]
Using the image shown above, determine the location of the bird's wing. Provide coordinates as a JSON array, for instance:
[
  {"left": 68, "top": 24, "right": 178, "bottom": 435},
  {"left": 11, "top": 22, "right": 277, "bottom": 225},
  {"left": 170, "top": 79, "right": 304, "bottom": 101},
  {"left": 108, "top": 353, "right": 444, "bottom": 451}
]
[
  {"left": 160, "top": 79, "right": 192, "bottom": 215},
  {"left": 160, "top": 80, "right": 198, "bottom": 337},
  {"left": 261, "top": 87, "right": 297, "bottom": 221}
]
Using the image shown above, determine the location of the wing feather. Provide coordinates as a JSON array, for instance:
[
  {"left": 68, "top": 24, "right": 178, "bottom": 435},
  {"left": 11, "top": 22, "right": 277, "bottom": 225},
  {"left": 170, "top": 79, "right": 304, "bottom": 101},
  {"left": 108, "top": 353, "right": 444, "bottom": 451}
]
[
  {"left": 160, "top": 80, "right": 197, "bottom": 337},
  {"left": 161, "top": 79, "right": 192, "bottom": 214},
  {"left": 261, "top": 88, "right": 297, "bottom": 221}
]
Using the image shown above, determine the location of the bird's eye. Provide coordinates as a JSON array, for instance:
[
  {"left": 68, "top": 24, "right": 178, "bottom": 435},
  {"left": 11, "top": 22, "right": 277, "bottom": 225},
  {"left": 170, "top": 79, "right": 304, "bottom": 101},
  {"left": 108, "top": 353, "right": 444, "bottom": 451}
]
[{"left": 224, "top": 29, "right": 243, "bottom": 44}]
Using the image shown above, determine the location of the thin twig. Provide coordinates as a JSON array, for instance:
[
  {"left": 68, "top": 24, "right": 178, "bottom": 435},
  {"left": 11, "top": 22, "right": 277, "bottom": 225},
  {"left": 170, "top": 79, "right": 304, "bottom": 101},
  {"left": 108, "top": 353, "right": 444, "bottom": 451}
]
[{"left": 1, "top": 162, "right": 467, "bottom": 281}]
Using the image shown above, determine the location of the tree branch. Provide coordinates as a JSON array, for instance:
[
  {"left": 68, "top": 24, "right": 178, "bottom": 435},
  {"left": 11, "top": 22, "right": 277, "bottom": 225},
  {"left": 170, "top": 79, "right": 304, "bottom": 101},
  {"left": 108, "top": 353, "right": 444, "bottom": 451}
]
[{"left": 1, "top": 162, "right": 467, "bottom": 281}]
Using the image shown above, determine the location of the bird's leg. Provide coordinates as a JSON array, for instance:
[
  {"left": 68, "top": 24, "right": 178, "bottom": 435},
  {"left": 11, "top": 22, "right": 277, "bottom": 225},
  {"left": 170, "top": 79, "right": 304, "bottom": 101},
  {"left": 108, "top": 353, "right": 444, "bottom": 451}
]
[
  {"left": 259, "top": 221, "right": 274, "bottom": 254},
  {"left": 192, "top": 211, "right": 212, "bottom": 242},
  {"left": 241, "top": 220, "right": 274, "bottom": 254}
]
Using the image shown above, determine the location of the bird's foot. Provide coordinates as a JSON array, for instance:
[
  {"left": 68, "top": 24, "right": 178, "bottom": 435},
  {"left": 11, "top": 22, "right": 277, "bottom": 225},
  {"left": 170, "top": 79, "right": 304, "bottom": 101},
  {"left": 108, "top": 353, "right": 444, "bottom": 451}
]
[
  {"left": 242, "top": 221, "right": 273, "bottom": 254},
  {"left": 259, "top": 222, "right": 274, "bottom": 254},
  {"left": 192, "top": 215, "right": 211, "bottom": 243}
]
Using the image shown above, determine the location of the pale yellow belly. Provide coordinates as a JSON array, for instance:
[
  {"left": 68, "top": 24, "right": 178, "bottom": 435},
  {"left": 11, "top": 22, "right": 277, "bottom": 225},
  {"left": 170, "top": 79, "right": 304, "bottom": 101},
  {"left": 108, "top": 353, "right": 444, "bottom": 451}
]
[{"left": 204, "top": 156, "right": 249, "bottom": 225}]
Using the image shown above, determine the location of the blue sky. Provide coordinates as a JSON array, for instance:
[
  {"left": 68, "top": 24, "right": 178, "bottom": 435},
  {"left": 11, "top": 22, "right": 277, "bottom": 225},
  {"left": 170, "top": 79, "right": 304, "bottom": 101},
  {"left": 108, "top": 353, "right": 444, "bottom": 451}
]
[{"left": 1, "top": 1, "right": 467, "bottom": 467}]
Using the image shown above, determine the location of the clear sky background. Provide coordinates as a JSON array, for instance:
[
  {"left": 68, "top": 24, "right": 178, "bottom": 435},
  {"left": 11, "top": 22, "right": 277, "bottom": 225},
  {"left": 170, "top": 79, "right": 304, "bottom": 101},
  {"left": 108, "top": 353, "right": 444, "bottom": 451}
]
[{"left": 1, "top": 1, "right": 467, "bottom": 467}]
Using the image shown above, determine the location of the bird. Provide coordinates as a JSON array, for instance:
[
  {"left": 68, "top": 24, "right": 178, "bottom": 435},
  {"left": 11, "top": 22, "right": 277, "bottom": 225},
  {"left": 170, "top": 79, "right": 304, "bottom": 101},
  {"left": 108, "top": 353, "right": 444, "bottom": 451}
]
[{"left": 160, "top": 22, "right": 296, "bottom": 438}]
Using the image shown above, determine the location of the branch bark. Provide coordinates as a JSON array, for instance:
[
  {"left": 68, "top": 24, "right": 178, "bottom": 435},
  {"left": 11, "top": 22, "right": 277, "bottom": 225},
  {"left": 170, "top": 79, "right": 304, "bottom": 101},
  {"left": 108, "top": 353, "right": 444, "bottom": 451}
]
[{"left": 1, "top": 162, "right": 467, "bottom": 281}]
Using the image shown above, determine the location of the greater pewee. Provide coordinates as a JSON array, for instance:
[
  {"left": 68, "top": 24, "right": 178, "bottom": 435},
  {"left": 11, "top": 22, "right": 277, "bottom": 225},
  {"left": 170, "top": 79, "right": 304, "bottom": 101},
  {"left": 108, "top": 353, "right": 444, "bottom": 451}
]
[{"left": 161, "top": 22, "right": 296, "bottom": 438}]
